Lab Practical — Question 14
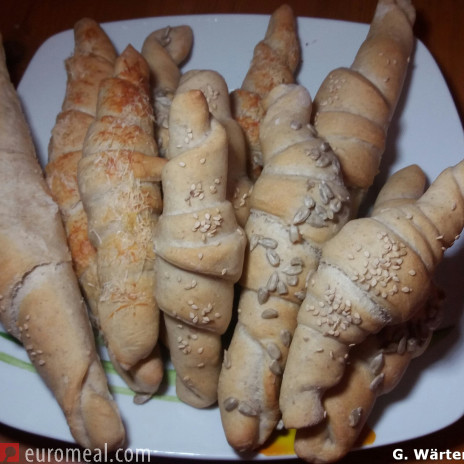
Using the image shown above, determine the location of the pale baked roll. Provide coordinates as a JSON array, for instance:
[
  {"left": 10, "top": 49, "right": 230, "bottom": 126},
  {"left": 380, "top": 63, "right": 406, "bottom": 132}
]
[
  {"left": 312, "top": 0, "right": 416, "bottom": 214},
  {"left": 0, "top": 35, "right": 124, "bottom": 451},
  {"left": 280, "top": 160, "right": 464, "bottom": 430},
  {"left": 293, "top": 165, "right": 443, "bottom": 463},
  {"left": 177, "top": 69, "right": 253, "bottom": 226},
  {"left": 217, "top": 83, "right": 351, "bottom": 452},
  {"left": 153, "top": 89, "right": 247, "bottom": 408},
  {"left": 141, "top": 25, "right": 194, "bottom": 157}
]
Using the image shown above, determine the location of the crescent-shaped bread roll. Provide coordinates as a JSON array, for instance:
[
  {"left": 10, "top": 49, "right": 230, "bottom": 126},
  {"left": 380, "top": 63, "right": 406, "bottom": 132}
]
[
  {"left": 153, "top": 89, "right": 247, "bottom": 408},
  {"left": 176, "top": 69, "right": 254, "bottom": 227},
  {"left": 231, "top": 4, "right": 300, "bottom": 180},
  {"left": 217, "top": 83, "right": 351, "bottom": 452},
  {"left": 280, "top": 159, "right": 464, "bottom": 430},
  {"left": 312, "top": 0, "right": 416, "bottom": 214},
  {"left": 141, "top": 25, "right": 194, "bottom": 157},
  {"left": 78, "top": 45, "right": 167, "bottom": 399}
]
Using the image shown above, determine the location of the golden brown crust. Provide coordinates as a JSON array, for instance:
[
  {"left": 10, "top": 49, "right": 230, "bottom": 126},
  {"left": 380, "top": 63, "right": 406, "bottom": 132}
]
[
  {"left": 241, "top": 4, "right": 300, "bottom": 98},
  {"left": 45, "top": 18, "right": 116, "bottom": 312},
  {"left": 232, "top": 4, "right": 300, "bottom": 181},
  {"left": 78, "top": 45, "right": 165, "bottom": 393}
]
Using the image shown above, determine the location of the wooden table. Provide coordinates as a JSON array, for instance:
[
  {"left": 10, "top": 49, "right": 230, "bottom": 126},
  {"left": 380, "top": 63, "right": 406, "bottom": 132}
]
[{"left": 1, "top": 1, "right": 463, "bottom": 463}]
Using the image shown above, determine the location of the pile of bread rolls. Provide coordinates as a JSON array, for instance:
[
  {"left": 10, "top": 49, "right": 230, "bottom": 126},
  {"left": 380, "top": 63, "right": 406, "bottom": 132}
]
[{"left": 1, "top": 0, "right": 463, "bottom": 462}]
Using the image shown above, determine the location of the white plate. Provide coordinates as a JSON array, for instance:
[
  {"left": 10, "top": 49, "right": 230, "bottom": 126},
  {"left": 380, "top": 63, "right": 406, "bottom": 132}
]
[{"left": 1, "top": 12, "right": 463, "bottom": 460}]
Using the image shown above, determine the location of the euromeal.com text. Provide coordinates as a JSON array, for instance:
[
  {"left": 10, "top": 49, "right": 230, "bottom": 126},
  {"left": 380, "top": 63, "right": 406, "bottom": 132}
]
[{"left": 1, "top": 443, "right": 155, "bottom": 463}]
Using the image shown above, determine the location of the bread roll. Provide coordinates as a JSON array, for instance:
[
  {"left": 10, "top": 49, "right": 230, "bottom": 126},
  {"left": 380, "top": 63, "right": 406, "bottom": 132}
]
[
  {"left": 280, "top": 160, "right": 464, "bottom": 430},
  {"left": 231, "top": 4, "right": 300, "bottom": 180},
  {"left": 176, "top": 69, "right": 253, "bottom": 227},
  {"left": 313, "top": 0, "right": 415, "bottom": 214},
  {"left": 293, "top": 165, "right": 443, "bottom": 463},
  {"left": 0, "top": 34, "right": 124, "bottom": 451},
  {"left": 141, "top": 25, "right": 193, "bottom": 157},
  {"left": 217, "top": 84, "right": 351, "bottom": 451},
  {"left": 78, "top": 45, "right": 167, "bottom": 399},
  {"left": 154, "top": 89, "right": 247, "bottom": 407}
]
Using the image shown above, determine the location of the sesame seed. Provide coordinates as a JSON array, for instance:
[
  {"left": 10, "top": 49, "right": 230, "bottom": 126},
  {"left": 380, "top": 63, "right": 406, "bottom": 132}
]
[
  {"left": 369, "top": 353, "right": 384, "bottom": 375},
  {"left": 259, "top": 237, "right": 278, "bottom": 249},
  {"left": 289, "top": 225, "right": 301, "bottom": 243},
  {"left": 267, "top": 272, "right": 279, "bottom": 292},
  {"left": 277, "top": 281, "right": 288, "bottom": 295},
  {"left": 293, "top": 206, "right": 311, "bottom": 225},
  {"left": 267, "top": 343, "right": 282, "bottom": 360},
  {"left": 223, "top": 350, "right": 231, "bottom": 368},
  {"left": 280, "top": 330, "right": 292, "bottom": 347}
]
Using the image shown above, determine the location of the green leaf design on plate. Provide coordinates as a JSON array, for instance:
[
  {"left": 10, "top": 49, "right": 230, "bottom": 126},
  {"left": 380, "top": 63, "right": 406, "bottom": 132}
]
[
  {"left": 0, "top": 331, "right": 22, "bottom": 346},
  {"left": 0, "top": 330, "right": 179, "bottom": 401},
  {"left": 0, "top": 351, "right": 36, "bottom": 372}
]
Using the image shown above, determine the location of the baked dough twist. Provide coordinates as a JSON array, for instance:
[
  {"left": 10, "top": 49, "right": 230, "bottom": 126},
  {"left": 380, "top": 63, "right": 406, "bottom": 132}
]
[
  {"left": 141, "top": 25, "right": 193, "bottom": 157},
  {"left": 231, "top": 4, "right": 300, "bottom": 180},
  {"left": 217, "top": 83, "right": 351, "bottom": 451},
  {"left": 292, "top": 165, "right": 443, "bottom": 463},
  {"left": 78, "top": 45, "right": 167, "bottom": 399},
  {"left": 176, "top": 69, "right": 253, "bottom": 227},
  {"left": 154, "top": 89, "right": 246, "bottom": 407},
  {"left": 280, "top": 160, "right": 464, "bottom": 430},
  {"left": 313, "top": 0, "right": 416, "bottom": 214}
]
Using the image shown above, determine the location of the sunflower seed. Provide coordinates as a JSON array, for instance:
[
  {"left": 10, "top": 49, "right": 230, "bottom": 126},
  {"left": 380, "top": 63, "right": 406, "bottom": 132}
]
[
  {"left": 223, "top": 397, "right": 239, "bottom": 412},
  {"left": 266, "top": 249, "right": 281, "bottom": 267},
  {"left": 258, "top": 287, "right": 270, "bottom": 305},
  {"left": 348, "top": 407, "right": 363, "bottom": 427},
  {"left": 293, "top": 206, "right": 311, "bottom": 225},
  {"left": 259, "top": 237, "right": 278, "bottom": 249}
]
